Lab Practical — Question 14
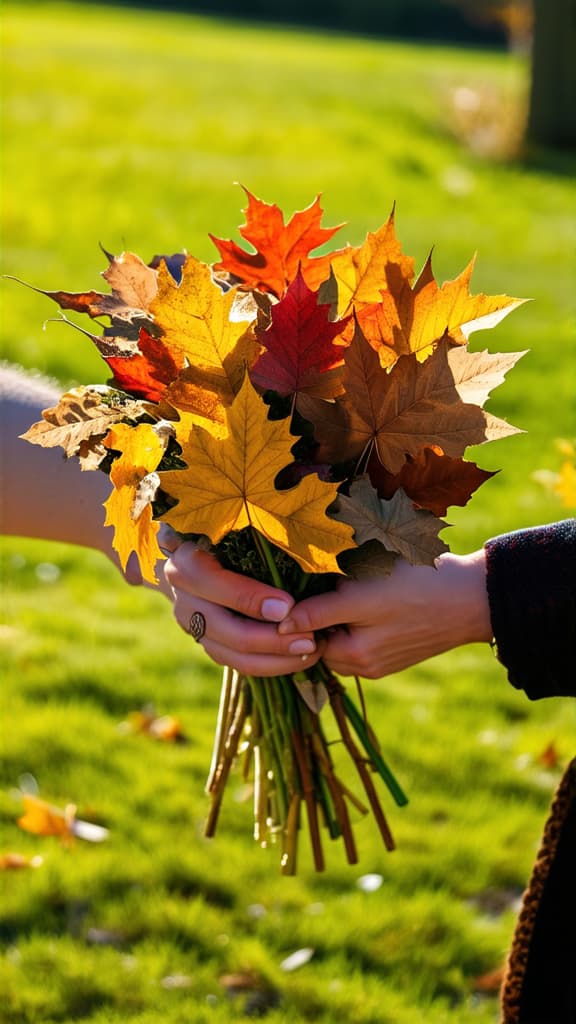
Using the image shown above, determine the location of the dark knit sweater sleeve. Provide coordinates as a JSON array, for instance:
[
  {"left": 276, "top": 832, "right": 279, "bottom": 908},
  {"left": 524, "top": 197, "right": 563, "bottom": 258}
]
[{"left": 484, "top": 519, "right": 576, "bottom": 700}]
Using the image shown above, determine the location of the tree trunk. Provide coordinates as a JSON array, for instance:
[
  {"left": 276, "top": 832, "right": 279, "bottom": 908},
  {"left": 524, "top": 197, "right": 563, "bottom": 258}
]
[{"left": 527, "top": 0, "right": 576, "bottom": 149}]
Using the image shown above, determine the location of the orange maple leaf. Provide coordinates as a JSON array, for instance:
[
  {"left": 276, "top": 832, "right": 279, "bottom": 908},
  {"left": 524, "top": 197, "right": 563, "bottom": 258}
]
[
  {"left": 103, "top": 422, "right": 167, "bottom": 584},
  {"left": 357, "top": 254, "right": 526, "bottom": 366},
  {"left": 209, "top": 188, "right": 345, "bottom": 299},
  {"left": 159, "top": 375, "right": 354, "bottom": 574}
]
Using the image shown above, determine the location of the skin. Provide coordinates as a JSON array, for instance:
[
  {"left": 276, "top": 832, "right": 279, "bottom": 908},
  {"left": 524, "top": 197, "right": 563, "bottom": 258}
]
[
  {"left": 164, "top": 542, "right": 494, "bottom": 678},
  {"left": 0, "top": 365, "right": 171, "bottom": 594}
]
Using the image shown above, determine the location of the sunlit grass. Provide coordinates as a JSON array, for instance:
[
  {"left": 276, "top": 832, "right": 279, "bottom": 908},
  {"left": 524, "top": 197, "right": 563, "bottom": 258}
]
[{"left": 1, "top": 3, "right": 575, "bottom": 1022}]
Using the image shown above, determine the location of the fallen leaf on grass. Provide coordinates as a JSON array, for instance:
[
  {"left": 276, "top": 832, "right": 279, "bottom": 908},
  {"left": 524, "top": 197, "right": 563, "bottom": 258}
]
[
  {"left": 17, "top": 795, "right": 109, "bottom": 845},
  {"left": 0, "top": 852, "right": 43, "bottom": 870}
]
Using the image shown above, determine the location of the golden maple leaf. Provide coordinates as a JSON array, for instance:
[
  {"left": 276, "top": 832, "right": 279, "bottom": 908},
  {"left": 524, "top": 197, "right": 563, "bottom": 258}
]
[
  {"left": 159, "top": 376, "right": 355, "bottom": 574},
  {"left": 326, "top": 208, "right": 415, "bottom": 318},
  {"left": 103, "top": 422, "right": 167, "bottom": 584},
  {"left": 150, "top": 254, "right": 260, "bottom": 420}
]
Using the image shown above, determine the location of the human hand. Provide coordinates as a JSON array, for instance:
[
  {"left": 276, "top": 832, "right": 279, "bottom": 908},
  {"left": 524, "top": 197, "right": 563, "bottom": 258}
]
[
  {"left": 163, "top": 540, "right": 322, "bottom": 677},
  {"left": 277, "top": 551, "right": 493, "bottom": 678}
]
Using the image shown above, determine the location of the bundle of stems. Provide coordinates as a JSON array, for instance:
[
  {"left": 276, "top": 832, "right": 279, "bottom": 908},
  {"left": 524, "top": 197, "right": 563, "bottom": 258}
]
[{"left": 204, "top": 529, "right": 407, "bottom": 874}]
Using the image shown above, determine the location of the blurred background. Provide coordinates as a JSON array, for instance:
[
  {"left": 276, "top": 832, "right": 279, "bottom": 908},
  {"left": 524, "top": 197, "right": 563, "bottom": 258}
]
[{"left": 1, "top": 2, "right": 575, "bottom": 1023}]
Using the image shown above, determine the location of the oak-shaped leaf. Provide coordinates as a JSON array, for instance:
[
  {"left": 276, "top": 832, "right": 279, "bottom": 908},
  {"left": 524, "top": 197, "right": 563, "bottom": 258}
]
[
  {"left": 250, "top": 269, "right": 349, "bottom": 399},
  {"left": 150, "top": 254, "right": 259, "bottom": 416},
  {"left": 20, "top": 386, "right": 145, "bottom": 469},
  {"left": 298, "top": 328, "right": 521, "bottom": 474},
  {"left": 209, "top": 188, "right": 345, "bottom": 299},
  {"left": 368, "top": 447, "right": 497, "bottom": 517},
  {"left": 358, "top": 255, "right": 526, "bottom": 366},
  {"left": 159, "top": 376, "right": 355, "bottom": 574},
  {"left": 103, "top": 422, "right": 168, "bottom": 584},
  {"left": 332, "top": 478, "right": 449, "bottom": 566}
]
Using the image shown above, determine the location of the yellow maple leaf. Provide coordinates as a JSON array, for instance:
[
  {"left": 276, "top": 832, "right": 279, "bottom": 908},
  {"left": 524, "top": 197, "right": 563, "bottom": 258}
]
[
  {"left": 159, "top": 376, "right": 354, "bottom": 574},
  {"left": 103, "top": 422, "right": 166, "bottom": 584},
  {"left": 327, "top": 209, "right": 415, "bottom": 318},
  {"left": 150, "top": 255, "right": 260, "bottom": 418}
]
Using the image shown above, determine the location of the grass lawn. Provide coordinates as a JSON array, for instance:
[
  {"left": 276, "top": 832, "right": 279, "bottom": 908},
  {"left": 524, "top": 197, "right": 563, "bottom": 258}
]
[{"left": 1, "top": 3, "right": 575, "bottom": 1022}]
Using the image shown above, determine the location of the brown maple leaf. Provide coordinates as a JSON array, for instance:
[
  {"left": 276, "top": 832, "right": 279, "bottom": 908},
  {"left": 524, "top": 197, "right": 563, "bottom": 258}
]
[
  {"left": 209, "top": 187, "right": 345, "bottom": 299},
  {"left": 250, "top": 269, "right": 350, "bottom": 399},
  {"left": 298, "top": 327, "right": 520, "bottom": 474},
  {"left": 19, "top": 386, "right": 145, "bottom": 470}
]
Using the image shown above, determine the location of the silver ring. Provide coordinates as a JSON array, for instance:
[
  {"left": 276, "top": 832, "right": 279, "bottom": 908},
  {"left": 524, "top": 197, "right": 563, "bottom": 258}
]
[{"left": 187, "top": 611, "right": 206, "bottom": 642}]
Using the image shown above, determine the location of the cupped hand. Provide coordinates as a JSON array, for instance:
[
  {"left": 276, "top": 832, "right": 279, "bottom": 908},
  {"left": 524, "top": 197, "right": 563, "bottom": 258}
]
[{"left": 163, "top": 540, "right": 323, "bottom": 677}]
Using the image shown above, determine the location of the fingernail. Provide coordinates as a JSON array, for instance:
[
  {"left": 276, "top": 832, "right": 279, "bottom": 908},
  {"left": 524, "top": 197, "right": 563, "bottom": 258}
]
[
  {"left": 289, "top": 638, "right": 316, "bottom": 655},
  {"left": 261, "top": 598, "right": 291, "bottom": 622}
]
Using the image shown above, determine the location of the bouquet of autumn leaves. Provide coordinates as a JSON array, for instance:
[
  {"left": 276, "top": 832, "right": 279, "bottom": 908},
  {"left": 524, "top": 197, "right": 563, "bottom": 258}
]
[{"left": 20, "top": 189, "right": 525, "bottom": 873}]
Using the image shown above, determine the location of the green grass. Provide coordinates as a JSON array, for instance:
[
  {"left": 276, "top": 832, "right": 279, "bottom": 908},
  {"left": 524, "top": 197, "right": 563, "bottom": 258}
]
[{"left": 1, "top": 3, "right": 575, "bottom": 1022}]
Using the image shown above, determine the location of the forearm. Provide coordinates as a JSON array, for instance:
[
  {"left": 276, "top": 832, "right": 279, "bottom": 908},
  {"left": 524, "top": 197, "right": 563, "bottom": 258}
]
[{"left": 1, "top": 366, "right": 117, "bottom": 557}]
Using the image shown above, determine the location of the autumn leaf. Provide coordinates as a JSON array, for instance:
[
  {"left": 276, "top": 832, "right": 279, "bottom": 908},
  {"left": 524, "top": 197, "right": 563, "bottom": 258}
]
[
  {"left": 18, "top": 795, "right": 75, "bottom": 841},
  {"left": 333, "top": 478, "right": 449, "bottom": 565},
  {"left": 0, "top": 852, "right": 43, "bottom": 870},
  {"left": 298, "top": 328, "right": 521, "bottom": 473},
  {"left": 19, "top": 386, "right": 146, "bottom": 469},
  {"left": 8, "top": 249, "right": 158, "bottom": 326},
  {"left": 357, "top": 254, "right": 526, "bottom": 366},
  {"left": 150, "top": 254, "right": 259, "bottom": 417},
  {"left": 209, "top": 188, "right": 345, "bottom": 298},
  {"left": 17, "top": 795, "right": 109, "bottom": 844},
  {"left": 250, "top": 269, "right": 349, "bottom": 399},
  {"left": 326, "top": 207, "right": 415, "bottom": 318},
  {"left": 368, "top": 447, "right": 497, "bottom": 517},
  {"left": 106, "top": 327, "right": 186, "bottom": 402},
  {"left": 103, "top": 422, "right": 167, "bottom": 584},
  {"left": 159, "top": 376, "right": 355, "bottom": 574}
]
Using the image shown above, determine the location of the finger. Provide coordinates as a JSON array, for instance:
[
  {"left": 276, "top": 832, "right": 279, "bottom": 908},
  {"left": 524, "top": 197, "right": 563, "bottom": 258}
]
[
  {"left": 165, "top": 543, "right": 295, "bottom": 623},
  {"left": 172, "top": 591, "right": 318, "bottom": 659},
  {"left": 202, "top": 635, "right": 323, "bottom": 679},
  {"left": 277, "top": 584, "right": 361, "bottom": 635}
]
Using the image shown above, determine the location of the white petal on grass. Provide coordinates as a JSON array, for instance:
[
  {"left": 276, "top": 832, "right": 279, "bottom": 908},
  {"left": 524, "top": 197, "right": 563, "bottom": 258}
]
[
  {"left": 356, "top": 873, "right": 383, "bottom": 893},
  {"left": 280, "top": 947, "right": 315, "bottom": 972}
]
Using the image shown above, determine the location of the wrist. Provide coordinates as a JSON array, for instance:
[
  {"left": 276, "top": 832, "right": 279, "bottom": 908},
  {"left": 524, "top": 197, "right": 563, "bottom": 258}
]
[{"left": 437, "top": 549, "right": 493, "bottom": 647}]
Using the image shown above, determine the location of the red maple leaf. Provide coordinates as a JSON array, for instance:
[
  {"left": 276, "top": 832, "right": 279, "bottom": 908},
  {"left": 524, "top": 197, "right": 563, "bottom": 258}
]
[
  {"left": 250, "top": 270, "right": 350, "bottom": 399},
  {"left": 106, "top": 328, "right": 184, "bottom": 402},
  {"left": 367, "top": 446, "right": 497, "bottom": 516}
]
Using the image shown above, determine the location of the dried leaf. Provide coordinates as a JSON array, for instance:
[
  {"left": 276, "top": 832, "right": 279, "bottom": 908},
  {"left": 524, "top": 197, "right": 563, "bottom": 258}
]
[
  {"left": 210, "top": 187, "right": 345, "bottom": 298},
  {"left": 17, "top": 795, "right": 75, "bottom": 840},
  {"left": 19, "top": 386, "right": 144, "bottom": 468},
  {"left": 0, "top": 852, "right": 43, "bottom": 870},
  {"left": 333, "top": 479, "right": 448, "bottom": 565},
  {"left": 159, "top": 376, "right": 354, "bottom": 574}
]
